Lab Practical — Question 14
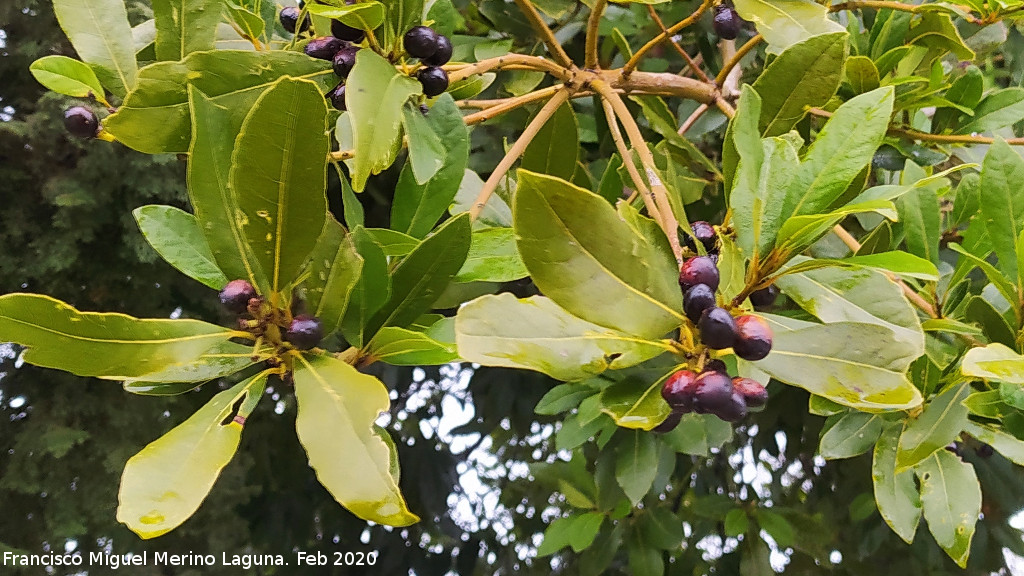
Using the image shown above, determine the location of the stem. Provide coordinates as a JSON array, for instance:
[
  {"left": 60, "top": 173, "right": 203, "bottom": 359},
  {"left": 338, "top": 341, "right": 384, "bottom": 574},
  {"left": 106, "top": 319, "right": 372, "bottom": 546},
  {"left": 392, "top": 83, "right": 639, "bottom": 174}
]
[
  {"left": 678, "top": 103, "right": 710, "bottom": 135},
  {"left": 601, "top": 98, "right": 662, "bottom": 223},
  {"left": 623, "top": 0, "right": 714, "bottom": 76},
  {"left": 715, "top": 34, "right": 763, "bottom": 86},
  {"left": 585, "top": 0, "right": 609, "bottom": 69},
  {"left": 469, "top": 90, "right": 571, "bottom": 221},
  {"left": 807, "top": 107, "right": 1024, "bottom": 146},
  {"left": 513, "top": 0, "right": 574, "bottom": 68},
  {"left": 648, "top": 5, "right": 712, "bottom": 83},
  {"left": 447, "top": 54, "right": 570, "bottom": 84},
  {"left": 329, "top": 149, "right": 355, "bottom": 161},
  {"left": 462, "top": 85, "right": 566, "bottom": 125}
]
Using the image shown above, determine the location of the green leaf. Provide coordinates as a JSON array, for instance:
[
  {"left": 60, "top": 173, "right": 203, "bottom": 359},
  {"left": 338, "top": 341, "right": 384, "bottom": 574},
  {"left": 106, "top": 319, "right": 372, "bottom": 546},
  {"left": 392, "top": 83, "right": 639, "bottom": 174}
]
[
  {"left": 133, "top": 205, "right": 229, "bottom": 290},
  {"left": 638, "top": 507, "right": 683, "bottom": 550},
  {"left": 779, "top": 252, "right": 939, "bottom": 281},
  {"left": 364, "top": 228, "right": 419, "bottom": 257},
  {"left": 340, "top": 227, "right": 391, "bottom": 347},
  {"left": 456, "top": 294, "right": 672, "bottom": 381},
  {"left": 521, "top": 99, "right": 579, "bottom": 181},
  {"left": 454, "top": 227, "right": 528, "bottom": 283},
  {"left": 717, "top": 236, "right": 747, "bottom": 302},
  {"left": 916, "top": 449, "right": 981, "bottom": 567},
  {"left": 782, "top": 87, "right": 895, "bottom": 220},
  {"left": 348, "top": 50, "right": 422, "bottom": 191},
  {"left": 305, "top": 1, "right": 386, "bottom": 29},
  {"left": 896, "top": 186, "right": 941, "bottom": 266},
  {"left": 750, "top": 32, "right": 848, "bottom": 136},
  {"left": 896, "top": 383, "right": 970, "bottom": 471},
  {"left": 962, "top": 390, "right": 1009, "bottom": 419},
  {"left": 948, "top": 243, "right": 1018, "bottom": 314},
  {"left": 616, "top": 430, "right": 658, "bottom": 504},
  {"left": 962, "top": 343, "right": 1024, "bottom": 384},
  {"left": 122, "top": 341, "right": 259, "bottom": 394},
  {"left": 732, "top": 132, "right": 800, "bottom": 260},
  {"left": 293, "top": 354, "right": 419, "bottom": 526},
  {"left": 979, "top": 139, "right": 1024, "bottom": 281},
  {"left": 873, "top": 423, "right": 922, "bottom": 543},
  {"left": 53, "top": 0, "right": 138, "bottom": 97},
  {"left": 0, "top": 293, "right": 242, "bottom": 379},
  {"left": 756, "top": 509, "right": 794, "bottom": 547},
  {"left": 733, "top": 0, "right": 845, "bottom": 53},
  {"left": 152, "top": 0, "right": 220, "bottom": 61},
  {"left": 907, "top": 12, "right": 974, "bottom": 60},
  {"left": 537, "top": 512, "right": 605, "bottom": 556},
  {"left": 304, "top": 217, "right": 364, "bottom": 337},
  {"left": 820, "top": 411, "right": 885, "bottom": 459},
  {"left": 954, "top": 88, "right": 1024, "bottom": 135},
  {"left": 774, "top": 200, "right": 897, "bottom": 259},
  {"left": 104, "top": 50, "right": 334, "bottom": 154},
  {"left": 391, "top": 95, "right": 470, "bottom": 238},
  {"left": 451, "top": 169, "right": 512, "bottom": 227},
  {"left": 751, "top": 316, "right": 923, "bottom": 410},
  {"left": 339, "top": 171, "right": 365, "bottom": 228},
  {"left": 599, "top": 374, "right": 674, "bottom": 431},
  {"left": 29, "top": 55, "right": 108, "bottom": 105},
  {"left": 514, "top": 170, "right": 683, "bottom": 338},
  {"left": 187, "top": 86, "right": 269, "bottom": 293},
  {"left": 365, "top": 321, "right": 459, "bottom": 366},
  {"left": 117, "top": 372, "right": 266, "bottom": 538},
  {"left": 401, "top": 104, "right": 446, "bottom": 185},
  {"left": 963, "top": 420, "right": 1024, "bottom": 465},
  {"left": 367, "top": 213, "right": 470, "bottom": 336},
  {"left": 535, "top": 384, "right": 595, "bottom": 415},
  {"left": 230, "top": 77, "right": 329, "bottom": 294},
  {"left": 845, "top": 55, "right": 880, "bottom": 94},
  {"left": 725, "top": 509, "right": 750, "bottom": 537}
]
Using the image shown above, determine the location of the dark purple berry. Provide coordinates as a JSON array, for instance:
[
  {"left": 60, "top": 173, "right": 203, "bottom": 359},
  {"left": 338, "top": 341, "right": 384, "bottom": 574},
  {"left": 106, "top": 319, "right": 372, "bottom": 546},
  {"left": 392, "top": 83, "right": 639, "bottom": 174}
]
[
  {"left": 220, "top": 280, "right": 258, "bottom": 314},
  {"left": 327, "top": 83, "right": 346, "bottom": 111},
  {"left": 661, "top": 369, "right": 698, "bottom": 411},
  {"left": 332, "top": 46, "right": 358, "bottom": 78},
  {"left": 976, "top": 444, "right": 994, "bottom": 458},
  {"left": 417, "top": 66, "right": 449, "bottom": 97},
  {"left": 704, "top": 359, "right": 728, "bottom": 374},
  {"left": 698, "top": 307, "right": 738, "bottom": 350},
  {"left": 712, "top": 5, "right": 742, "bottom": 40},
  {"left": 64, "top": 106, "right": 99, "bottom": 138},
  {"left": 422, "top": 34, "right": 453, "bottom": 66},
  {"left": 679, "top": 256, "right": 720, "bottom": 291},
  {"left": 404, "top": 26, "right": 439, "bottom": 59},
  {"left": 692, "top": 371, "right": 734, "bottom": 415},
  {"left": 286, "top": 315, "right": 324, "bottom": 350},
  {"left": 749, "top": 285, "right": 778, "bottom": 309},
  {"left": 733, "top": 315, "right": 773, "bottom": 361},
  {"left": 714, "top": 391, "right": 748, "bottom": 422},
  {"left": 684, "top": 283, "right": 716, "bottom": 323},
  {"left": 732, "top": 377, "right": 767, "bottom": 408},
  {"left": 684, "top": 221, "right": 717, "bottom": 254},
  {"left": 945, "top": 442, "right": 961, "bottom": 456},
  {"left": 331, "top": 20, "right": 365, "bottom": 42},
  {"left": 304, "top": 36, "right": 347, "bottom": 60},
  {"left": 653, "top": 411, "right": 683, "bottom": 433},
  {"left": 279, "top": 6, "right": 310, "bottom": 34}
]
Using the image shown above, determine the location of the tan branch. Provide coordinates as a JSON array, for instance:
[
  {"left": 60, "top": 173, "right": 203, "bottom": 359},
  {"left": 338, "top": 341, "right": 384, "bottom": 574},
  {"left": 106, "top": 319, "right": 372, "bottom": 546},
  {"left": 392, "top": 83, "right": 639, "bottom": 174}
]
[
  {"left": 585, "top": 0, "right": 609, "bottom": 69},
  {"left": 623, "top": 0, "right": 714, "bottom": 76},
  {"left": 513, "top": 0, "right": 574, "bottom": 68}
]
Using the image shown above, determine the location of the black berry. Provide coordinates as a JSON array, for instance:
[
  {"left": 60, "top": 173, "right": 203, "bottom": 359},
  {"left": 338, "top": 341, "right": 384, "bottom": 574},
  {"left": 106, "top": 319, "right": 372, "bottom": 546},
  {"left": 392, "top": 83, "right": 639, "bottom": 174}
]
[
  {"left": 327, "top": 83, "right": 346, "bottom": 111},
  {"left": 976, "top": 444, "right": 994, "bottom": 458},
  {"left": 652, "top": 411, "right": 683, "bottom": 433},
  {"left": 661, "top": 369, "right": 698, "bottom": 411},
  {"left": 286, "top": 315, "right": 324, "bottom": 350},
  {"left": 332, "top": 46, "right": 358, "bottom": 78},
  {"left": 332, "top": 20, "right": 365, "bottom": 42},
  {"left": 732, "top": 377, "right": 767, "bottom": 408},
  {"left": 749, "top": 285, "right": 778, "bottom": 309},
  {"left": 715, "top": 391, "right": 749, "bottom": 422},
  {"left": 404, "top": 26, "right": 439, "bottom": 59},
  {"left": 64, "top": 106, "right": 99, "bottom": 138},
  {"left": 279, "top": 7, "right": 310, "bottom": 34},
  {"left": 679, "top": 256, "right": 720, "bottom": 292},
  {"left": 684, "top": 221, "right": 717, "bottom": 254},
  {"left": 422, "top": 34, "right": 453, "bottom": 66},
  {"left": 704, "top": 359, "right": 728, "bottom": 374},
  {"left": 684, "top": 284, "right": 717, "bottom": 323},
  {"left": 220, "top": 280, "right": 258, "bottom": 314},
  {"left": 698, "top": 307, "right": 738, "bottom": 350},
  {"left": 712, "top": 5, "right": 742, "bottom": 40},
  {"left": 733, "top": 315, "right": 773, "bottom": 361},
  {"left": 692, "top": 371, "right": 733, "bottom": 415},
  {"left": 304, "top": 36, "right": 347, "bottom": 60},
  {"left": 417, "top": 67, "right": 449, "bottom": 97}
]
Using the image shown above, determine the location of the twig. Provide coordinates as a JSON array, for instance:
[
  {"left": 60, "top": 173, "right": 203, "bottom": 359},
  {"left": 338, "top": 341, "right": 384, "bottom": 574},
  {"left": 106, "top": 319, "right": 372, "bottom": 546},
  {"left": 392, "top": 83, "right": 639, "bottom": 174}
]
[
  {"left": 623, "top": 0, "right": 714, "bottom": 76},
  {"left": 462, "top": 85, "right": 566, "bottom": 124},
  {"left": 447, "top": 54, "right": 570, "bottom": 84},
  {"left": 678, "top": 103, "right": 710, "bottom": 135},
  {"left": 715, "top": 34, "right": 762, "bottom": 87},
  {"left": 830, "top": 0, "right": 981, "bottom": 22},
  {"left": 585, "top": 0, "right": 609, "bottom": 69},
  {"left": 648, "top": 5, "right": 712, "bottom": 83},
  {"left": 469, "top": 90, "right": 571, "bottom": 221},
  {"left": 807, "top": 107, "right": 1024, "bottom": 146},
  {"left": 329, "top": 149, "right": 355, "bottom": 161},
  {"left": 512, "top": 0, "right": 574, "bottom": 68},
  {"left": 601, "top": 98, "right": 662, "bottom": 223}
]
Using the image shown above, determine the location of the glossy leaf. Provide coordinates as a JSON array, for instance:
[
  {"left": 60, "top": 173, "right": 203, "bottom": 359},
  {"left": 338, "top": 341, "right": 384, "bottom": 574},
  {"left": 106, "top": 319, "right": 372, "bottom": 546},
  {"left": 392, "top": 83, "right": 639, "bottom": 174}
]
[
  {"left": 616, "top": 430, "right": 658, "bottom": 504},
  {"left": 820, "top": 411, "right": 884, "bottom": 460},
  {"left": 537, "top": 512, "right": 605, "bottom": 556},
  {"left": 105, "top": 50, "right": 333, "bottom": 154},
  {"left": 347, "top": 50, "right": 422, "bottom": 191},
  {"left": 230, "top": 77, "right": 329, "bottom": 294},
  {"left": 365, "top": 320, "right": 459, "bottom": 366},
  {"left": 873, "top": 423, "right": 922, "bottom": 543},
  {"left": 896, "top": 186, "right": 941, "bottom": 266},
  {"left": 293, "top": 354, "right": 419, "bottom": 526},
  {"left": 962, "top": 343, "right": 1024, "bottom": 384},
  {"left": 401, "top": 104, "right": 445, "bottom": 185},
  {"left": 662, "top": 413, "right": 733, "bottom": 455},
  {"left": 117, "top": 372, "right": 266, "bottom": 538},
  {"left": 122, "top": 341, "right": 260, "bottom": 394},
  {"left": 304, "top": 1, "right": 386, "bottom": 29},
  {"left": 53, "top": 0, "right": 138, "bottom": 97},
  {"left": 29, "top": 55, "right": 108, "bottom": 105},
  {"left": 916, "top": 450, "right": 981, "bottom": 567},
  {"left": 733, "top": 0, "right": 845, "bottom": 52},
  {"left": 732, "top": 131, "right": 800, "bottom": 260},
  {"left": 304, "top": 217, "right": 364, "bottom": 337},
  {"left": 955, "top": 88, "right": 1024, "bottom": 135},
  {"left": 979, "top": 139, "right": 1024, "bottom": 281},
  {"left": 599, "top": 374, "right": 674, "bottom": 431},
  {"left": 963, "top": 420, "right": 1024, "bottom": 465},
  {"left": 896, "top": 383, "right": 969, "bottom": 471},
  {"left": 521, "top": 99, "right": 579, "bottom": 181},
  {"left": 133, "top": 205, "right": 229, "bottom": 290},
  {"left": 454, "top": 227, "right": 528, "bottom": 283},
  {"left": 340, "top": 227, "right": 391, "bottom": 347},
  {"left": 152, "top": 0, "right": 220, "bottom": 61},
  {"left": 774, "top": 200, "right": 897, "bottom": 259},
  {"left": 365, "top": 228, "right": 419, "bottom": 257},
  {"left": 0, "top": 293, "right": 242, "bottom": 379},
  {"left": 514, "top": 170, "right": 683, "bottom": 338},
  {"left": 779, "top": 252, "right": 939, "bottom": 281},
  {"left": 455, "top": 294, "right": 672, "bottom": 382}
]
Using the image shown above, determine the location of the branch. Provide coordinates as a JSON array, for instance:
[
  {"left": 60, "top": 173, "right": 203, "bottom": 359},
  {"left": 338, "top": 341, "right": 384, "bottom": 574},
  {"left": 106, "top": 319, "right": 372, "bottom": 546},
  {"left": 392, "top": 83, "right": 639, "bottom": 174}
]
[
  {"left": 512, "top": 0, "right": 574, "bottom": 68},
  {"left": 807, "top": 107, "right": 1024, "bottom": 146},
  {"left": 715, "top": 34, "right": 762, "bottom": 86},
  {"left": 623, "top": 0, "right": 714, "bottom": 76},
  {"left": 469, "top": 89, "right": 571, "bottom": 221},
  {"left": 585, "top": 0, "right": 609, "bottom": 69},
  {"left": 678, "top": 103, "right": 710, "bottom": 135},
  {"left": 648, "top": 5, "right": 712, "bottom": 83},
  {"left": 601, "top": 69, "right": 719, "bottom": 102},
  {"left": 462, "top": 85, "right": 566, "bottom": 125},
  {"left": 446, "top": 54, "right": 570, "bottom": 84},
  {"left": 600, "top": 97, "right": 662, "bottom": 222}
]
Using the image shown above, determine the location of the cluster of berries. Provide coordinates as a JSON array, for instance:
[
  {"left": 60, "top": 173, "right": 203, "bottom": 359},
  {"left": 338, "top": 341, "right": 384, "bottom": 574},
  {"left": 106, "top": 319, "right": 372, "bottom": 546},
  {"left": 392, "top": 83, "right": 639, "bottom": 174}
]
[
  {"left": 711, "top": 2, "right": 744, "bottom": 40},
  {"left": 287, "top": 6, "right": 366, "bottom": 112},
  {"left": 220, "top": 279, "right": 323, "bottom": 350},
  {"left": 403, "top": 26, "right": 453, "bottom": 97},
  {"left": 656, "top": 221, "right": 776, "bottom": 428}
]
